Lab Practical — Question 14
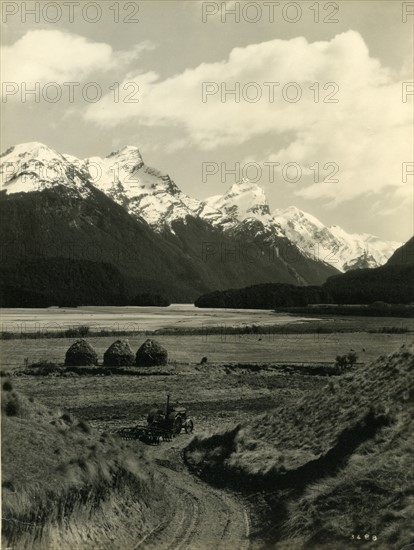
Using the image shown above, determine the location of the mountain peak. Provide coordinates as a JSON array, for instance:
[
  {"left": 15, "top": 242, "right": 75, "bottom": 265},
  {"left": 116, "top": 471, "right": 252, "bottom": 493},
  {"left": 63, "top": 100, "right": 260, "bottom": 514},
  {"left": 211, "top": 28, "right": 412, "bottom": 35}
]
[
  {"left": 0, "top": 142, "right": 91, "bottom": 197},
  {"left": 1, "top": 142, "right": 59, "bottom": 160},
  {"left": 205, "top": 179, "right": 271, "bottom": 222},
  {"left": 80, "top": 148, "right": 204, "bottom": 227},
  {"left": 232, "top": 177, "right": 262, "bottom": 189},
  {"left": 273, "top": 206, "right": 401, "bottom": 271},
  {"left": 0, "top": 142, "right": 401, "bottom": 272},
  {"left": 106, "top": 145, "right": 143, "bottom": 161},
  {"left": 274, "top": 206, "right": 326, "bottom": 230}
]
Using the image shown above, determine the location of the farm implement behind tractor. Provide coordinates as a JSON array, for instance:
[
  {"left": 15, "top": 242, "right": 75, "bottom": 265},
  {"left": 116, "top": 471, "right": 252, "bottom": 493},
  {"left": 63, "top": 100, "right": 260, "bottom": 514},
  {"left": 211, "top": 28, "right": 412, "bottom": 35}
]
[{"left": 116, "top": 395, "right": 194, "bottom": 445}]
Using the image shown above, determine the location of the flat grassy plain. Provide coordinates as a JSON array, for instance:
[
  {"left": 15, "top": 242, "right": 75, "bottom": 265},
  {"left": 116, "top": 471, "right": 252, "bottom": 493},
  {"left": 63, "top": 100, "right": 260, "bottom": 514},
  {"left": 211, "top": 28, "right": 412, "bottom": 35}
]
[
  {"left": 3, "top": 329, "right": 412, "bottom": 435},
  {"left": 2, "top": 314, "right": 412, "bottom": 434},
  {"left": 0, "top": 305, "right": 314, "bottom": 333},
  {"left": 2, "top": 313, "right": 413, "bottom": 549},
  {"left": 1, "top": 329, "right": 412, "bottom": 370},
  {"left": 7, "top": 362, "right": 326, "bottom": 437}
]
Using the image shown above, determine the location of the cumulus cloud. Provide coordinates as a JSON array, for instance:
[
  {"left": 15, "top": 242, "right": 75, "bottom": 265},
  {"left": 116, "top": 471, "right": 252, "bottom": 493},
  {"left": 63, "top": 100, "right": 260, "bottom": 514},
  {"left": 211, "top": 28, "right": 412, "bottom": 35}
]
[
  {"left": 85, "top": 30, "right": 412, "bottom": 205},
  {"left": 1, "top": 30, "right": 153, "bottom": 84},
  {"left": 263, "top": 77, "right": 412, "bottom": 205},
  {"left": 3, "top": 28, "right": 411, "bottom": 206}
]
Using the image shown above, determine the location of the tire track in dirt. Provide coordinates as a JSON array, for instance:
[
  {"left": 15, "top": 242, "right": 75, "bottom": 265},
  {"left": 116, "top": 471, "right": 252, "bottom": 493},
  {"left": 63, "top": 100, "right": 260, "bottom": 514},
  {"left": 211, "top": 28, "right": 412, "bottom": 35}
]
[
  {"left": 139, "top": 440, "right": 250, "bottom": 550},
  {"left": 166, "top": 492, "right": 200, "bottom": 550},
  {"left": 133, "top": 519, "right": 169, "bottom": 549}
]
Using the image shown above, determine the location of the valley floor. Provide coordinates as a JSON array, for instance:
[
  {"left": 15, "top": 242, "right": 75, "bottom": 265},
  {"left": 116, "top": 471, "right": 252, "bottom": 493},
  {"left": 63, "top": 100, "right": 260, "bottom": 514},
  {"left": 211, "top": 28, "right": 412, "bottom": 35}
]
[
  {"left": 1, "top": 329, "right": 411, "bottom": 370},
  {"left": 2, "top": 325, "right": 413, "bottom": 549}
]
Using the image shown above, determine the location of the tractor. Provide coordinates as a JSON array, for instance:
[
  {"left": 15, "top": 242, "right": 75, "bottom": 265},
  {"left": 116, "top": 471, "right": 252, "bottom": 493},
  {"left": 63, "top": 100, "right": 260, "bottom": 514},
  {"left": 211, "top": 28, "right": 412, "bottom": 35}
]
[
  {"left": 147, "top": 395, "right": 194, "bottom": 435},
  {"left": 115, "top": 395, "right": 194, "bottom": 444}
]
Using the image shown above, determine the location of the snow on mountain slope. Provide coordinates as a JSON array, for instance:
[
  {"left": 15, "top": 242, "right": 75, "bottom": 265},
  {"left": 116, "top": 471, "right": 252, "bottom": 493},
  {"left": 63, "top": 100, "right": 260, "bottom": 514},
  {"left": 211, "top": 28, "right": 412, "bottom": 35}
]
[
  {"left": 273, "top": 206, "right": 401, "bottom": 271},
  {"left": 205, "top": 179, "right": 271, "bottom": 221},
  {"left": 201, "top": 180, "right": 285, "bottom": 236},
  {"left": 0, "top": 142, "right": 92, "bottom": 198},
  {"left": 81, "top": 147, "right": 223, "bottom": 229},
  {"left": 203, "top": 185, "right": 399, "bottom": 271},
  {"left": 0, "top": 143, "right": 399, "bottom": 271},
  {"left": 0, "top": 143, "right": 219, "bottom": 229}
]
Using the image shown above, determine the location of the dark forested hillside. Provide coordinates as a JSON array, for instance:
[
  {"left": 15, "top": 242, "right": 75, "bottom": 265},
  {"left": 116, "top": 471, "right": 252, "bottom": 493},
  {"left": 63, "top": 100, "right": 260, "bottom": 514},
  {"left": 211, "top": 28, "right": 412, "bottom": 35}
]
[
  {"left": 0, "top": 258, "right": 129, "bottom": 307},
  {"left": 0, "top": 186, "right": 200, "bottom": 303},
  {"left": 195, "top": 240, "right": 414, "bottom": 308},
  {"left": 323, "top": 264, "right": 414, "bottom": 304},
  {"left": 0, "top": 186, "right": 338, "bottom": 306},
  {"left": 385, "top": 237, "right": 414, "bottom": 266},
  {"left": 194, "top": 283, "right": 330, "bottom": 309}
]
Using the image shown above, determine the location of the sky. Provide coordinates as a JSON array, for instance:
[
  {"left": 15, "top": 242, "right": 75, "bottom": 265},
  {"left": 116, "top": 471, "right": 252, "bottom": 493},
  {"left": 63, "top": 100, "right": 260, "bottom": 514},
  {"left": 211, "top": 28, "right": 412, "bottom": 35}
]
[{"left": 1, "top": 0, "right": 413, "bottom": 241}]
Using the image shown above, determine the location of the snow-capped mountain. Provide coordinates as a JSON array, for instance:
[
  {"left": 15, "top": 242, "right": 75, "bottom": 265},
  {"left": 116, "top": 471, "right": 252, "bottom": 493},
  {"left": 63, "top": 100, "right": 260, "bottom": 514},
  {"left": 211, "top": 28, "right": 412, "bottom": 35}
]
[
  {"left": 0, "top": 142, "right": 399, "bottom": 273},
  {"left": 73, "top": 146, "right": 222, "bottom": 229},
  {"left": 201, "top": 179, "right": 284, "bottom": 237},
  {"left": 273, "top": 206, "right": 401, "bottom": 271},
  {"left": 0, "top": 143, "right": 219, "bottom": 229},
  {"left": 204, "top": 179, "right": 273, "bottom": 224},
  {"left": 0, "top": 142, "right": 92, "bottom": 198},
  {"left": 200, "top": 184, "right": 400, "bottom": 272}
]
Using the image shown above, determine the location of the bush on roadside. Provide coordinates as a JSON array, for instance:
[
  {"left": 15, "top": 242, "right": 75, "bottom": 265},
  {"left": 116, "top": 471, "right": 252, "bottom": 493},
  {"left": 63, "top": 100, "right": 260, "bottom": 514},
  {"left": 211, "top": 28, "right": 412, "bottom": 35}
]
[
  {"left": 64, "top": 326, "right": 91, "bottom": 338},
  {"left": 335, "top": 351, "right": 358, "bottom": 372}
]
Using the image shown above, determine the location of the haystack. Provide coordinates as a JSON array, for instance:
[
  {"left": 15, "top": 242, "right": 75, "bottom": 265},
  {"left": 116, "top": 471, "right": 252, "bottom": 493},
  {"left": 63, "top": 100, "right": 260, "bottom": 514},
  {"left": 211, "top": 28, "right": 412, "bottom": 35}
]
[
  {"left": 65, "top": 339, "right": 98, "bottom": 366},
  {"left": 103, "top": 340, "right": 135, "bottom": 367},
  {"left": 136, "top": 339, "right": 168, "bottom": 366}
]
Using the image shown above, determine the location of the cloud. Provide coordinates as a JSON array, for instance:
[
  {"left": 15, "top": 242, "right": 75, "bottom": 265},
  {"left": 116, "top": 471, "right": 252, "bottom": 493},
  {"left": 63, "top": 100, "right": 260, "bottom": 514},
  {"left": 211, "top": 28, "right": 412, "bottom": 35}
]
[
  {"left": 3, "top": 28, "right": 411, "bottom": 206},
  {"left": 85, "top": 30, "right": 412, "bottom": 205},
  {"left": 1, "top": 30, "right": 152, "bottom": 84}
]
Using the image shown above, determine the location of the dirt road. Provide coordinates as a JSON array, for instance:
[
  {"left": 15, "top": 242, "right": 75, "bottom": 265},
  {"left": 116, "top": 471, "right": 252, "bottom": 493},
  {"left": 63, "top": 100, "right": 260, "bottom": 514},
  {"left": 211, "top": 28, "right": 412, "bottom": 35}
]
[
  {"left": 43, "top": 435, "right": 251, "bottom": 550},
  {"left": 135, "top": 438, "right": 250, "bottom": 550}
]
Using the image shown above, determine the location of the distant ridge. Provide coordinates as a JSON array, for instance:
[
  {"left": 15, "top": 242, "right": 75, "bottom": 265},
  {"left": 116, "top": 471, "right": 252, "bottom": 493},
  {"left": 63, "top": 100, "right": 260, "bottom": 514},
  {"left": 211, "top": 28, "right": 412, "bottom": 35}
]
[
  {"left": 0, "top": 142, "right": 400, "bottom": 305},
  {"left": 385, "top": 236, "right": 414, "bottom": 266},
  {"left": 195, "top": 239, "right": 414, "bottom": 308}
]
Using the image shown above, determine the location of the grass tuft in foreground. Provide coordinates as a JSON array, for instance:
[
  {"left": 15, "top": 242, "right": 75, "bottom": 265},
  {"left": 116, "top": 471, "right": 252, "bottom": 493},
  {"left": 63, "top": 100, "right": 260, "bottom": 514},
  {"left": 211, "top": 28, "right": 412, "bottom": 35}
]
[
  {"left": 1, "top": 381, "right": 166, "bottom": 549},
  {"left": 185, "top": 343, "right": 414, "bottom": 549}
]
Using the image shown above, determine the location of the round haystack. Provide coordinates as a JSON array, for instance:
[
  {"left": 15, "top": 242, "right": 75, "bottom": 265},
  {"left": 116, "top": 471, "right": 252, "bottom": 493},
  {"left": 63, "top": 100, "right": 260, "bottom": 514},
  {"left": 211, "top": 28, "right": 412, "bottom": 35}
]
[
  {"left": 65, "top": 339, "right": 98, "bottom": 366},
  {"left": 136, "top": 339, "right": 168, "bottom": 366},
  {"left": 103, "top": 340, "right": 135, "bottom": 367}
]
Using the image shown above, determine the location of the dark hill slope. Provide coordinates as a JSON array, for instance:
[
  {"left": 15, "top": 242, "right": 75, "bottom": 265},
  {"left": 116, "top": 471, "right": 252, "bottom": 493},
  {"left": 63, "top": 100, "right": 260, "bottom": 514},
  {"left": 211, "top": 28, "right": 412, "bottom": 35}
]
[
  {"left": 195, "top": 239, "right": 414, "bottom": 307},
  {"left": 323, "top": 263, "right": 414, "bottom": 304},
  {"left": 0, "top": 185, "right": 200, "bottom": 302},
  {"left": 1, "top": 381, "right": 168, "bottom": 549},
  {"left": 385, "top": 236, "right": 414, "bottom": 266},
  {"left": 0, "top": 186, "right": 338, "bottom": 305},
  {"left": 185, "top": 344, "right": 414, "bottom": 549},
  {"left": 167, "top": 216, "right": 337, "bottom": 288},
  {"left": 0, "top": 258, "right": 130, "bottom": 307},
  {"left": 322, "top": 237, "right": 414, "bottom": 304}
]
